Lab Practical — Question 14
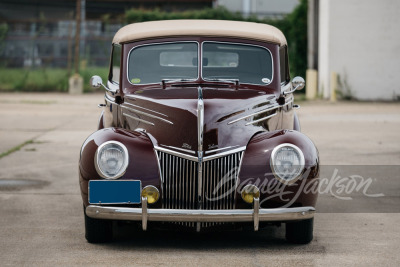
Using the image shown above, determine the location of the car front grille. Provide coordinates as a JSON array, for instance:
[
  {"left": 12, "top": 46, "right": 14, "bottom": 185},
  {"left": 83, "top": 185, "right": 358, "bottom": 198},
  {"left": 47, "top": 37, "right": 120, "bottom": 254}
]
[{"left": 156, "top": 150, "right": 244, "bottom": 228}]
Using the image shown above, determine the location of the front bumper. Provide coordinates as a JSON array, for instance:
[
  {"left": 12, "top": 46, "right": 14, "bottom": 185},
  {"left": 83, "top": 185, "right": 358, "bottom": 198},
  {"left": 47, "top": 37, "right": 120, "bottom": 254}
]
[{"left": 86, "top": 198, "right": 315, "bottom": 231}]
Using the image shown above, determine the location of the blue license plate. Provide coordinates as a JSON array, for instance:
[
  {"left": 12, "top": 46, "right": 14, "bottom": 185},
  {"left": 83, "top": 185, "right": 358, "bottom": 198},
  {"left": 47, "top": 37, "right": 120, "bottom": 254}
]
[{"left": 89, "top": 180, "right": 141, "bottom": 204}]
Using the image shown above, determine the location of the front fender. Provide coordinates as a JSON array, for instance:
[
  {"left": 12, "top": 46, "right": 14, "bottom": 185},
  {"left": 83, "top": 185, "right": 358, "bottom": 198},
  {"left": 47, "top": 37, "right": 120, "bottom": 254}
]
[
  {"left": 79, "top": 128, "right": 160, "bottom": 207},
  {"left": 237, "top": 130, "right": 319, "bottom": 209}
]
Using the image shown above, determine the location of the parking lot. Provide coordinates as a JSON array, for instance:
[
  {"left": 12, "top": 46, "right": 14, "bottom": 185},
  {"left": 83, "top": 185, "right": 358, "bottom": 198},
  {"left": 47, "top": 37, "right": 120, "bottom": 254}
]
[{"left": 0, "top": 93, "right": 399, "bottom": 266}]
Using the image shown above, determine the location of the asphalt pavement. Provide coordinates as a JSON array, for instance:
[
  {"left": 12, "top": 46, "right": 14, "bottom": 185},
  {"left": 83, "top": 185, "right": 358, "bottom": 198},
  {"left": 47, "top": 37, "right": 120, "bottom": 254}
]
[{"left": 0, "top": 93, "right": 399, "bottom": 266}]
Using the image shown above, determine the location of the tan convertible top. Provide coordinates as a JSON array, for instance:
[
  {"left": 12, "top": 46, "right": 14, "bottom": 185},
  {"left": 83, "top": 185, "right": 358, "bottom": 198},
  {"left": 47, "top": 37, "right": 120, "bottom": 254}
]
[{"left": 113, "top": 20, "right": 287, "bottom": 46}]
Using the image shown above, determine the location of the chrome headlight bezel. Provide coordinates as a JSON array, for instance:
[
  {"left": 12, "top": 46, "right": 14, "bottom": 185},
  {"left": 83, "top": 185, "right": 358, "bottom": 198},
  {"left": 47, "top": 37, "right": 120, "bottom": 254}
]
[
  {"left": 94, "top": 141, "right": 129, "bottom": 180},
  {"left": 270, "top": 143, "right": 305, "bottom": 185}
]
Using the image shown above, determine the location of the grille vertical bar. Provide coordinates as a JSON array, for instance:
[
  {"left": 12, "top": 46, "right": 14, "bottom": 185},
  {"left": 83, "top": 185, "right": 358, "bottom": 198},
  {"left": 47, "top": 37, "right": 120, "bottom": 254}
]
[
  {"left": 157, "top": 150, "right": 244, "bottom": 228},
  {"left": 202, "top": 152, "right": 243, "bottom": 211}
]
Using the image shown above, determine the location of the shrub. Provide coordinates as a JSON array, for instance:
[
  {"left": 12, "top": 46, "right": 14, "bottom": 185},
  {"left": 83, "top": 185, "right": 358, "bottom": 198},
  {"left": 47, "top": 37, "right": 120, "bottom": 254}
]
[{"left": 0, "top": 67, "right": 108, "bottom": 92}]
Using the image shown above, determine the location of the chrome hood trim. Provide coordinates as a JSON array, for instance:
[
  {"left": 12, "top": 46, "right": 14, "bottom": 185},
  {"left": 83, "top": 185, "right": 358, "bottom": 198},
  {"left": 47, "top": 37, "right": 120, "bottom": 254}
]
[{"left": 154, "top": 145, "right": 246, "bottom": 163}]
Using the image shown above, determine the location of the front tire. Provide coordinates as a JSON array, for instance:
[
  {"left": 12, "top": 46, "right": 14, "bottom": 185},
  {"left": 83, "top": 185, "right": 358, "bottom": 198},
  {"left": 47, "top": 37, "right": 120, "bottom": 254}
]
[
  {"left": 84, "top": 206, "right": 113, "bottom": 243},
  {"left": 285, "top": 218, "right": 314, "bottom": 244}
]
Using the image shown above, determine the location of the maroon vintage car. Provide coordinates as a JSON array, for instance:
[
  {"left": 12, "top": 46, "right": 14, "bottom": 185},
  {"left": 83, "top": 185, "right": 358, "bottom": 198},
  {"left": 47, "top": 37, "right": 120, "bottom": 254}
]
[{"left": 79, "top": 20, "right": 319, "bottom": 244}]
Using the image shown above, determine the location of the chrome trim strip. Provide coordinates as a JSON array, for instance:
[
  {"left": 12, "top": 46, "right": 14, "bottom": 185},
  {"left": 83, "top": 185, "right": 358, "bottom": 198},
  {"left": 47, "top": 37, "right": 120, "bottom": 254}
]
[
  {"left": 124, "top": 94, "right": 151, "bottom": 101},
  {"left": 197, "top": 86, "right": 204, "bottom": 153},
  {"left": 154, "top": 145, "right": 247, "bottom": 162},
  {"left": 153, "top": 150, "right": 164, "bottom": 184},
  {"left": 201, "top": 41, "right": 274, "bottom": 86},
  {"left": 153, "top": 150, "right": 165, "bottom": 209},
  {"left": 86, "top": 205, "right": 315, "bottom": 223},
  {"left": 104, "top": 93, "right": 117, "bottom": 105},
  {"left": 245, "top": 112, "right": 277, "bottom": 126},
  {"left": 154, "top": 146, "right": 199, "bottom": 162},
  {"left": 123, "top": 112, "right": 155, "bottom": 126},
  {"left": 159, "top": 145, "right": 196, "bottom": 155},
  {"left": 121, "top": 105, "right": 174, "bottom": 125},
  {"left": 202, "top": 146, "right": 246, "bottom": 162},
  {"left": 126, "top": 41, "right": 200, "bottom": 86},
  {"left": 285, "top": 95, "right": 294, "bottom": 104},
  {"left": 252, "top": 97, "right": 274, "bottom": 109},
  {"left": 124, "top": 102, "right": 168, "bottom": 117},
  {"left": 227, "top": 105, "right": 279, "bottom": 125},
  {"left": 197, "top": 86, "right": 204, "bottom": 231},
  {"left": 204, "top": 145, "right": 239, "bottom": 154}
]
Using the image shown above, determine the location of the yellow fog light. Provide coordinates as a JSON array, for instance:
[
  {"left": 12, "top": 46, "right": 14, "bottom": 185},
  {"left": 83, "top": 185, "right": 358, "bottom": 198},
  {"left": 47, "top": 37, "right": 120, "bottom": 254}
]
[
  {"left": 141, "top": 186, "right": 160, "bottom": 204},
  {"left": 241, "top": 184, "right": 260, "bottom": 204}
]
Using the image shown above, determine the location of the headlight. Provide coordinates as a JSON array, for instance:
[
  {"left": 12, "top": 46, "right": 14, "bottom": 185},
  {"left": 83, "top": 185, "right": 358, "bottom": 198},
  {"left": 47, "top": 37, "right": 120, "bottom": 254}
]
[
  {"left": 241, "top": 184, "right": 260, "bottom": 204},
  {"left": 95, "top": 141, "right": 129, "bottom": 179},
  {"left": 270, "top": 143, "right": 305, "bottom": 184},
  {"left": 141, "top": 186, "right": 160, "bottom": 204}
]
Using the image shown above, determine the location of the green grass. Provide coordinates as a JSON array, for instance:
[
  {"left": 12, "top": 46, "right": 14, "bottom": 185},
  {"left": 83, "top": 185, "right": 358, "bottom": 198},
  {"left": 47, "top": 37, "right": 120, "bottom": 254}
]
[
  {"left": 0, "top": 140, "right": 34, "bottom": 159},
  {"left": 0, "top": 67, "right": 108, "bottom": 92}
]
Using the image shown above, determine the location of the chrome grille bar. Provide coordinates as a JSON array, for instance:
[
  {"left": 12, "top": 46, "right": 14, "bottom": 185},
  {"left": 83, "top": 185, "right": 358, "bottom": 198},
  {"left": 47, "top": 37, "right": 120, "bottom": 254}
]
[{"left": 157, "top": 149, "right": 244, "bottom": 228}]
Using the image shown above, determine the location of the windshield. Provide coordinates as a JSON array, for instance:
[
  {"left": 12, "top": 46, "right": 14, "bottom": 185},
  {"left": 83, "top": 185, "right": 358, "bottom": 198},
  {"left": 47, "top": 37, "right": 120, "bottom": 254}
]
[
  {"left": 128, "top": 42, "right": 198, "bottom": 84},
  {"left": 202, "top": 42, "right": 273, "bottom": 85},
  {"left": 127, "top": 41, "right": 273, "bottom": 85}
]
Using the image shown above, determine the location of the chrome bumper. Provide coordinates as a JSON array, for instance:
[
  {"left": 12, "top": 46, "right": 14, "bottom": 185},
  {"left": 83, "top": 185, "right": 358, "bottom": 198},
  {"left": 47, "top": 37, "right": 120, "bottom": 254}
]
[{"left": 86, "top": 198, "right": 315, "bottom": 231}]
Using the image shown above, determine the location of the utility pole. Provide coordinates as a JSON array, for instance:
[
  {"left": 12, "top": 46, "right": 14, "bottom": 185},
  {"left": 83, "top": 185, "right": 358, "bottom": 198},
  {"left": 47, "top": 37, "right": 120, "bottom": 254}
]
[
  {"left": 69, "top": 0, "right": 83, "bottom": 94},
  {"left": 74, "top": 0, "right": 81, "bottom": 74},
  {"left": 80, "top": 0, "right": 86, "bottom": 68}
]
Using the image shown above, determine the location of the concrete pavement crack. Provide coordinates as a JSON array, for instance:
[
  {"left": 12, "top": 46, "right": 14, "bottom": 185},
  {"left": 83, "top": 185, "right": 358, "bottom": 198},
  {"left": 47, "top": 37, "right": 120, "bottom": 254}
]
[{"left": 0, "top": 117, "right": 75, "bottom": 160}]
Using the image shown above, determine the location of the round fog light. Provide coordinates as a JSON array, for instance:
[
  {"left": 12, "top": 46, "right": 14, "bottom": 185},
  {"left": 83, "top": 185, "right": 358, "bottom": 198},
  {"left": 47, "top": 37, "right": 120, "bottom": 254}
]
[
  {"left": 241, "top": 184, "right": 260, "bottom": 204},
  {"left": 141, "top": 186, "right": 160, "bottom": 204}
]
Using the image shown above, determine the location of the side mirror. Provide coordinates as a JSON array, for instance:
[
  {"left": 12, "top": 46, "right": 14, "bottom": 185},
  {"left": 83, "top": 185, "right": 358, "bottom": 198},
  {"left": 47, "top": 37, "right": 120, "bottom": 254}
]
[
  {"left": 90, "top": 75, "right": 117, "bottom": 93},
  {"left": 90, "top": 75, "right": 103, "bottom": 89},
  {"left": 283, "top": 76, "right": 305, "bottom": 95},
  {"left": 292, "top": 76, "right": 305, "bottom": 91}
]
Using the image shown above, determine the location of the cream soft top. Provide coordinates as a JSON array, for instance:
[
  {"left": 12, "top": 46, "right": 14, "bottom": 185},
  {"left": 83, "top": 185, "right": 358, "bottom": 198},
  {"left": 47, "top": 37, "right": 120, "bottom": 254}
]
[{"left": 113, "top": 20, "right": 287, "bottom": 46}]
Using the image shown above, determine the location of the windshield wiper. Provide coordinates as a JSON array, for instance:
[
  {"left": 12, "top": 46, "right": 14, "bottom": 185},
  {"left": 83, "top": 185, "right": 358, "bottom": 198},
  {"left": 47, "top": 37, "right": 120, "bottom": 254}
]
[
  {"left": 172, "top": 83, "right": 230, "bottom": 88},
  {"left": 206, "top": 78, "right": 240, "bottom": 89},
  {"left": 161, "top": 78, "right": 194, "bottom": 89}
]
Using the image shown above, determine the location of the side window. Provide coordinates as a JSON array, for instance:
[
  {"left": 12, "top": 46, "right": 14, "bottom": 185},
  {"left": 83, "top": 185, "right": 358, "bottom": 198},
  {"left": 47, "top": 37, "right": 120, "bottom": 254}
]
[
  {"left": 109, "top": 44, "right": 121, "bottom": 84},
  {"left": 279, "top": 46, "right": 290, "bottom": 84}
]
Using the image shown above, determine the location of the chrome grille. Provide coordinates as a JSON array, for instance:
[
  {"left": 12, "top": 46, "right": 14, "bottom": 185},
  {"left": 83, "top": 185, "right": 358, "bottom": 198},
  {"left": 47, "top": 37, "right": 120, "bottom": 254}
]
[
  {"left": 202, "top": 152, "right": 242, "bottom": 210},
  {"left": 156, "top": 150, "right": 244, "bottom": 228},
  {"left": 157, "top": 152, "right": 198, "bottom": 210}
]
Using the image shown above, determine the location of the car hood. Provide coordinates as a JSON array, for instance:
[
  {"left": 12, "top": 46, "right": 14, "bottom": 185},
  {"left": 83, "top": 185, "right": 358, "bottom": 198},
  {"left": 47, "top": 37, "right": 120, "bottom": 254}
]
[{"left": 121, "top": 86, "right": 279, "bottom": 155}]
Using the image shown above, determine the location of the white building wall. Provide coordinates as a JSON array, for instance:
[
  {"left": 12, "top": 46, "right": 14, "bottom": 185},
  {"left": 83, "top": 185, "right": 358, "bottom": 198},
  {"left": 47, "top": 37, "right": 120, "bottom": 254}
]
[
  {"left": 318, "top": 0, "right": 400, "bottom": 100},
  {"left": 216, "top": 0, "right": 299, "bottom": 17},
  {"left": 216, "top": 0, "right": 242, "bottom": 12}
]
